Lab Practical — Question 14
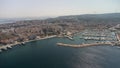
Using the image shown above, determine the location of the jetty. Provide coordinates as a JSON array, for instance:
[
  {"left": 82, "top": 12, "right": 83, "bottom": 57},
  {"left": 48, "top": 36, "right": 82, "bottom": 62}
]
[
  {"left": 57, "top": 42, "right": 113, "bottom": 48},
  {"left": 64, "top": 35, "right": 74, "bottom": 40}
]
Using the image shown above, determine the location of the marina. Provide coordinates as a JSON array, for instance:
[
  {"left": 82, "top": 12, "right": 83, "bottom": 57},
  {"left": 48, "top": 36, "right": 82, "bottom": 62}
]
[{"left": 57, "top": 29, "right": 120, "bottom": 48}]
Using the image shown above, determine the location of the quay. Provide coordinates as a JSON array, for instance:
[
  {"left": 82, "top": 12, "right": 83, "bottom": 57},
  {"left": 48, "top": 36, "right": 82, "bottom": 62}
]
[{"left": 57, "top": 42, "right": 113, "bottom": 48}]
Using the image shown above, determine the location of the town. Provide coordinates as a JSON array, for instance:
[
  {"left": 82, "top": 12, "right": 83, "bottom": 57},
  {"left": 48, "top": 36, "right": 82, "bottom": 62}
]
[{"left": 0, "top": 13, "right": 120, "bottom": 52}]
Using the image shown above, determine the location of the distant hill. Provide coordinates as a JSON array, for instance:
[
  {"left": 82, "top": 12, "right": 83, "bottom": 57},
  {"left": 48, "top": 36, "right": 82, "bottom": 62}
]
[
  {"left": 1, "top": 13, "right": 120, "bottom": 24},
  {"left": 58, "top": 13, "right": 120, "bottom": 19},
  {"left": 46, "top": 13, "right": 120, "bottom": 24}
]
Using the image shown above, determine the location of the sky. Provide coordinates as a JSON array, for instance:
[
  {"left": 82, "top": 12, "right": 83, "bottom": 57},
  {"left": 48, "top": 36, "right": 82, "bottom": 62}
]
[{"left": 0, "top": 0, "right": 120, "bottom": 18}]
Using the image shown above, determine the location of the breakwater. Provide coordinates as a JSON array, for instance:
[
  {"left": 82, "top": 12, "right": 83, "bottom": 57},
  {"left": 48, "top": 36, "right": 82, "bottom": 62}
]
[{"left": 57, "top": 42, "right": 113, "bottom": 48}]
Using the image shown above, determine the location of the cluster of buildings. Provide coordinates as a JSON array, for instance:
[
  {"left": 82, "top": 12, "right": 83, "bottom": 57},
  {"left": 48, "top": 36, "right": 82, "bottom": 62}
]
[
  {"left": 0, "top": 20, "right": 83, "bottom": 45},
  {"left": 0, "top": 19, "right": 120, "bottom": 46}
]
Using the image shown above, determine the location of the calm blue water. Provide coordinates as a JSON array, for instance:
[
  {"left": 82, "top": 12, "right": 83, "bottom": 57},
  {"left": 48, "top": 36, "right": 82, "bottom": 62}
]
[{"left": 0, "top": 35, "right": 120, "bottom": 68}]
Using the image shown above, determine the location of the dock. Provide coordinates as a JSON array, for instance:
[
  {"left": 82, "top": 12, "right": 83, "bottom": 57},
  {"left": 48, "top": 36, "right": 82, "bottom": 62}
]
[{"left": 57, "top": 42, "right": 113, "bottom": 48}]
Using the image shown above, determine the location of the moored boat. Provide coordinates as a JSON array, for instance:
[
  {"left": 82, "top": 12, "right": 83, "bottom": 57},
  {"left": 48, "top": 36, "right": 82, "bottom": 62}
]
[
  {"left": 21, "top": 42, "right": 25, "bottom": 45},
  {"left": 0, "top": 49, "right": 2, "bottom": 53},
  {"left": 1, "top": 47, "right": 7, "bottom": 51},
  {"left": 7, "top": 46, "right": 12, "bottom": 49}
]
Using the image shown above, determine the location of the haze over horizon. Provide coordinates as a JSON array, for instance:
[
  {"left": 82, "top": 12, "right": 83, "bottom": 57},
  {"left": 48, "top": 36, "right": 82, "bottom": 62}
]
[{"left": 0, "top": 0, "right": 120, "bottom": 18}]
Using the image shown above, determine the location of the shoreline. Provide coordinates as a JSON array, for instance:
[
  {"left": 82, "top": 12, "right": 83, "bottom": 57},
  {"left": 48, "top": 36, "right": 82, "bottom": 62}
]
[
  {"left": 0, "top": 35, "right": 57, "bottom": 53},
  {"left": 0, "top": 32, "right": 76, "bottom": 53},
  {"left": 24, "top": 35, "right": 57, "bottom": 43},
  {"left": 1, "top": 33, "right": 119, "bottom": 53}
]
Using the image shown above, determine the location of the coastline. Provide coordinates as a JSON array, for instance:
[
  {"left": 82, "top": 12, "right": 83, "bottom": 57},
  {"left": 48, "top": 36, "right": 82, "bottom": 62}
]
[
  {"left": 0, "top": 35, "right": 57, "bottom": 53},
  {"left": 24, "top": 35, "right": 57, "bottom": 43},
  {"left": 0, "top": 31, "right": 76, "bottom": 53}
]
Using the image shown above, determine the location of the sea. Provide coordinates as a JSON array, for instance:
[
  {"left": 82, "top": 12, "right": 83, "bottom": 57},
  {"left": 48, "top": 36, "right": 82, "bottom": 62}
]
[{"left": 0, "top": 34, "right": 120, "bottom": 68}]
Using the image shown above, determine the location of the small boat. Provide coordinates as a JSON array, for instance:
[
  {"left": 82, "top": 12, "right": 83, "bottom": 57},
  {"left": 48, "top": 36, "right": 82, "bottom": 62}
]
[
  {"left": 1, "top": 47, "right": 7, "bottom": 51},
  {"left": 21, "top": 42, "right": 25, "bottom": 45},
  {"left": 117, "top": 46, "right": 120, "bottom": 48},
  {"left": 0, "top": 50, "right": 2, "bottom": 53},
  {"left": 7, "top": 46, "right": 12, "bottom": 49}
]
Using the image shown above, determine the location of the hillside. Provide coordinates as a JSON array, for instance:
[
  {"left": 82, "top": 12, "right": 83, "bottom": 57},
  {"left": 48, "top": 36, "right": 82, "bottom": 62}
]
[{"left": 46, "top": 13, "right": 120, "bottom": 24}]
